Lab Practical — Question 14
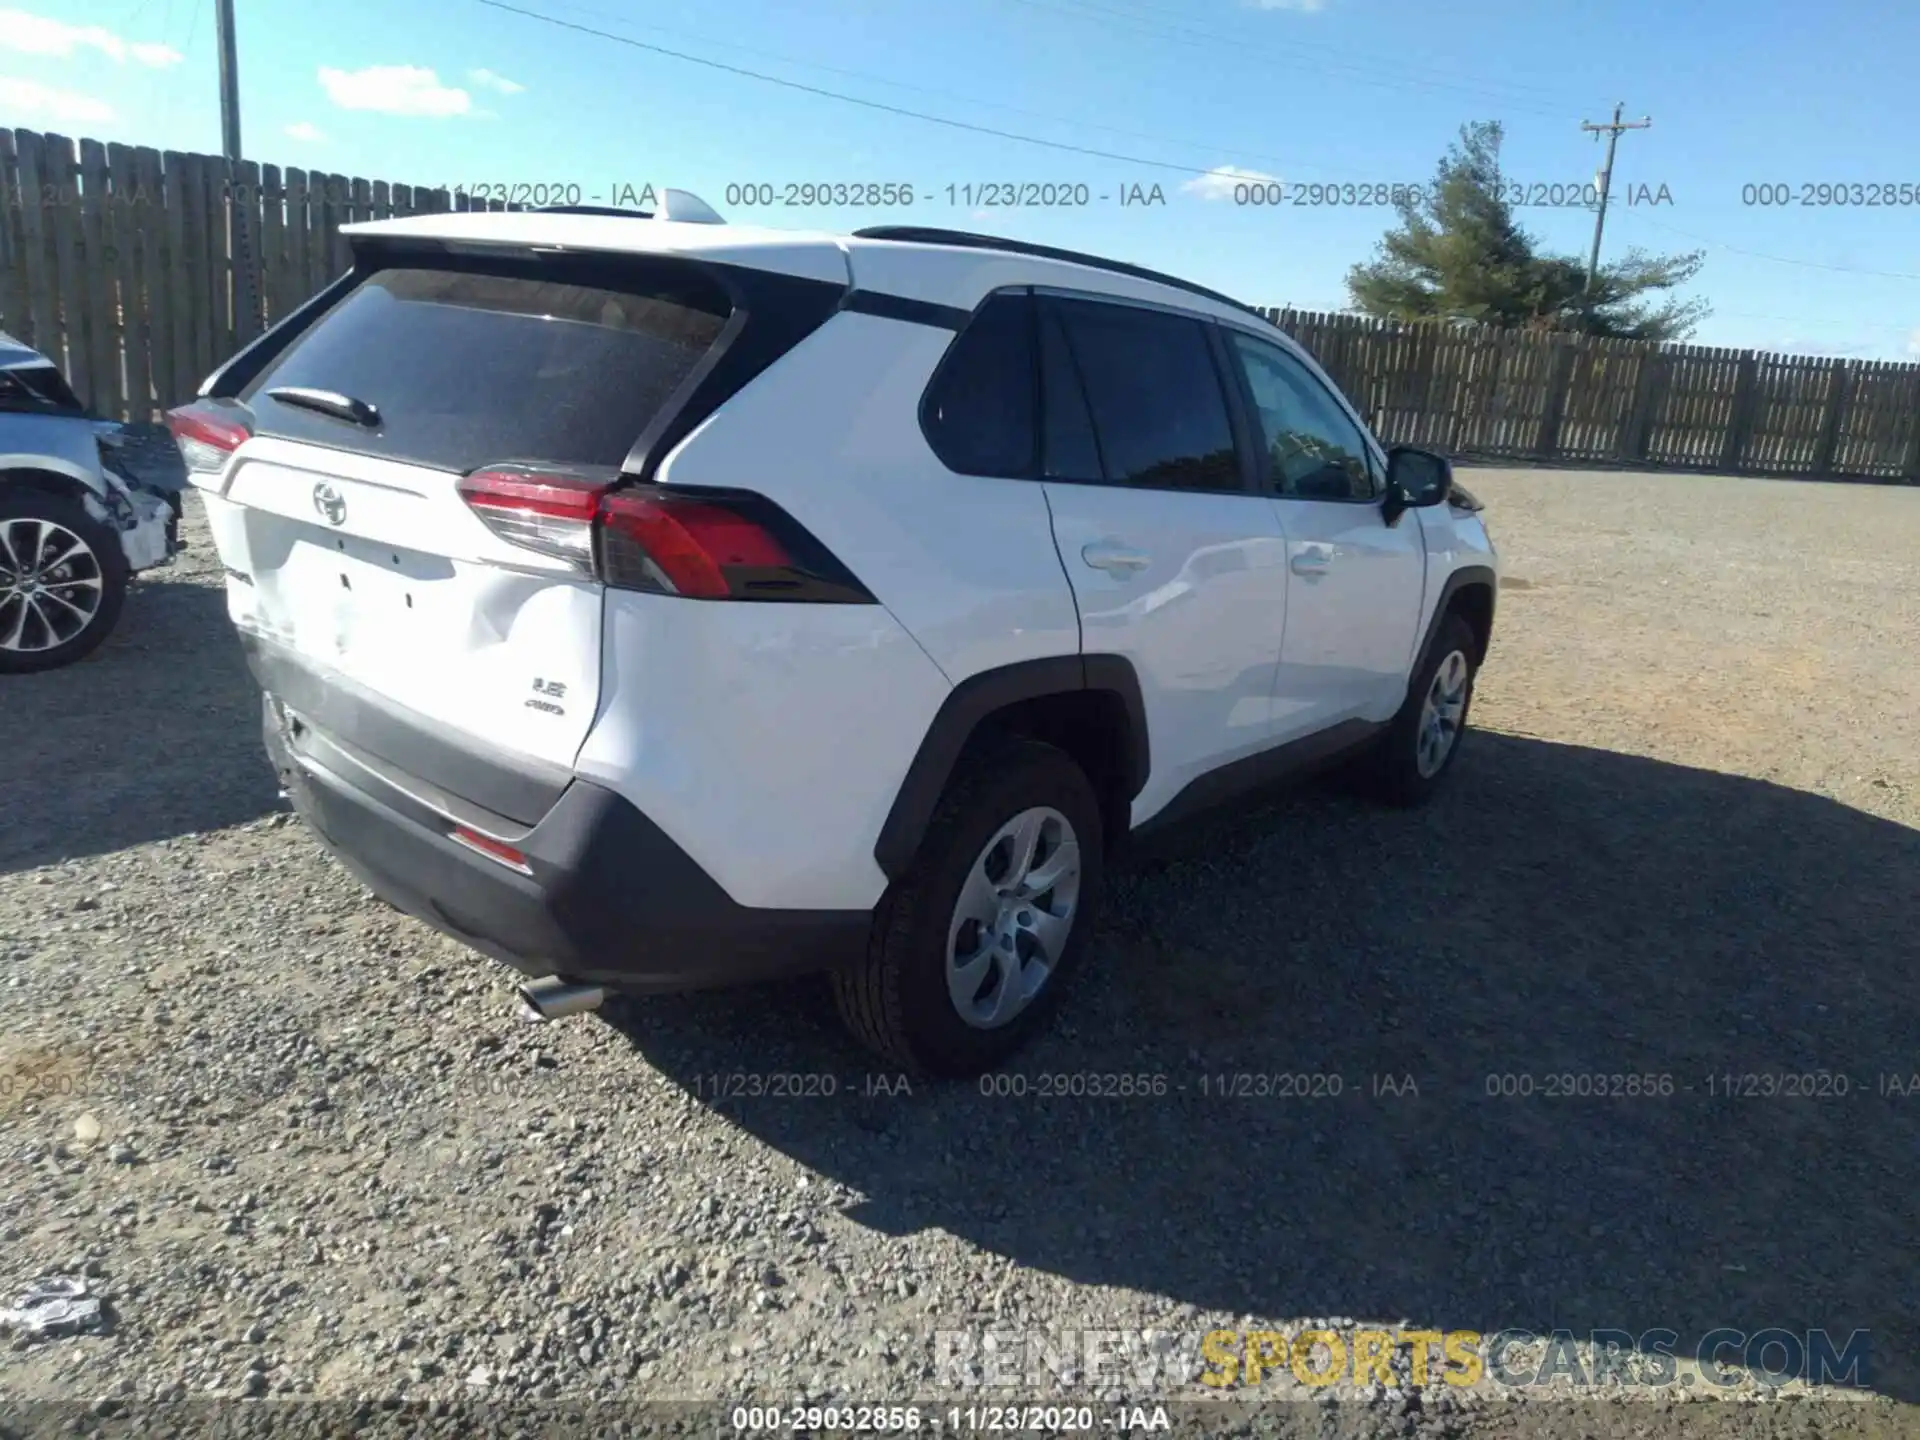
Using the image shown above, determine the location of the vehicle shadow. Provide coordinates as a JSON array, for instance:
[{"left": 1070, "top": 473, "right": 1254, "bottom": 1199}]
[
  {"left": 0, "top": 567, "right": 279, "bottom": 873},
  {"left": 600, "top": 731, "right": 1920, "bottom": 1401}
]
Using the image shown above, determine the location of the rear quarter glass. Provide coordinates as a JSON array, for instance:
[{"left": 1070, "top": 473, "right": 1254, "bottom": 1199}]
[{"left": 240, "top": 256, "right": 733, "bottom": 472}]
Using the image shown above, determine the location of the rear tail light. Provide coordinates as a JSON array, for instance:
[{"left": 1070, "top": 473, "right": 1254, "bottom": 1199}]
[
  {"left": 458, "top": 464, "right": 873, "bottom": 603},
  {"left": 599, "top": 491, "right": 794, "bottom": 599},
  {"left": 164, "top": 400, "right": 253, "bottom": 476}
]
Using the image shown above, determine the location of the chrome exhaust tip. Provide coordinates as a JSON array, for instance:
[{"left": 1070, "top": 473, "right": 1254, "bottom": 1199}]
[{"left": 517, "top": 977, "right": 608, "bottom": 1022}]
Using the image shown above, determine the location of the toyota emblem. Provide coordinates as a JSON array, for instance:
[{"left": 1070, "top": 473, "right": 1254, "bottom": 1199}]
[{"left": 312, "top": 482, "right": 347, "bottom": 527}]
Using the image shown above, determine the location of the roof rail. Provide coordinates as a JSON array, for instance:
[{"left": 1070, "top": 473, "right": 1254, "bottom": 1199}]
[
  {"left": 851, "top": 226, "right": 1267, "bottom": 319},
  {"left": 537, "top": 205, "right": 652, "bottom": 219}
]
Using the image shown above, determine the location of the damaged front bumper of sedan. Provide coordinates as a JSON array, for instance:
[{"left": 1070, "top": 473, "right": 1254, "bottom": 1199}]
[
  {"left": 93, "top": 427, "right": 187, "bottom": 570},
  {"left": 1, "top": 332, "right": 188, "bottom": 574}
]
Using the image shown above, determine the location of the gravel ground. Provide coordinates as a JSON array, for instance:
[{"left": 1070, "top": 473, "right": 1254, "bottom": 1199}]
[{"left": 2, "top": 468, "right": 1917, "bottom": 1440}]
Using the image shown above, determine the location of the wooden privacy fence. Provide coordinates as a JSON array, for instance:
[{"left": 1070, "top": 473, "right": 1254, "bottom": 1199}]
[
  {"left": 4, "top": 126, "right": 1919, "bottom": 483},
  {"left": 0, "top": 127, "right": 516, "bottom": 425},
  {"left": 1262, "top": 308, "right": 1920, "bottom": 482}
]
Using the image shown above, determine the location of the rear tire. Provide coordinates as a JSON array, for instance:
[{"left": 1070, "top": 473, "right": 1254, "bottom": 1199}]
[
  {"left": 0, "top": 488, "right": 128, "bottom": 674},
  {"left": 1360, "top": 613, "right": 1479, "bottom": 807},
  {"left": 833, "top": 740, "right": 1104, "bottom": 1076}
]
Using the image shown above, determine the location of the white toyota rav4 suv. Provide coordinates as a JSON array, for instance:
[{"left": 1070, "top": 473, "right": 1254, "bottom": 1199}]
[{"left": 171, "top": 208, "right": 1497, "bottom": 1076}]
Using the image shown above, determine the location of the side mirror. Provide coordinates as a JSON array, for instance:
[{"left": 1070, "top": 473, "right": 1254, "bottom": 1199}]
[{"left": 1382, "top": 446, "right": 1452, "bottom": 527}]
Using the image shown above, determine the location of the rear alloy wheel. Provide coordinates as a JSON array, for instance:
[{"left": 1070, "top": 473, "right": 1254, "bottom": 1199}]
[
  {"left": 945, "top": 805, "right": 1083, "bottom": 1030},
  {"left": 0, "top": 491, "right": 129, "bottom": 673},
  {"left": 833, "top": 740, "right": 1104, "bottom": 1075}
]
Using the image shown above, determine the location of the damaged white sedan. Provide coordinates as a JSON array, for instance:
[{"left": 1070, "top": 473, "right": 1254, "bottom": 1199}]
[{"left": 0, "top": 332, "right": 187, "bottom": 672}]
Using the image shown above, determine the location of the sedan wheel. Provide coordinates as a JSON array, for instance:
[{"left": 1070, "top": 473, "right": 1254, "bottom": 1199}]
[
  {"left": 0, "top": 516, "right": 108, "bottom": 654},
  {"left": 0, "top": 494, "right": 129, "bottom": 673}
]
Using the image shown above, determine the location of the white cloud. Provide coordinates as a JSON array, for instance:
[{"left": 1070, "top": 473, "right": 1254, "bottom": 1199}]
[
  {"left": 0, "top": 10, "right": 183, "bottom": 66},
  {"left": 284, "top": 120, "right": 327, "bottom": 143},
  {"left": 318, "top": 64, "right": 471, "bottom": 117},
  {"left": 0, "top": 76, "right": 115, "bottom": 123},
  {"left": 468, "top": 67, "right": 524, "bottom": 95},
  {"left": 1905, "top": 328, "right": 1920, "bottom": 358},
  {"left": 129, "top": 41, "right": 184, "bottom": 66},
  {"left": 1181, "top": 164, "right": 1282, "bottom": 202}
]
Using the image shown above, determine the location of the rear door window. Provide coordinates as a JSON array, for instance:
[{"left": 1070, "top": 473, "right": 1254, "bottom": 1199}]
[
  {"left": 1048, "top": 297, "right": 1241, "bottom": 493},
  {"left": 243, "top": 258, "right": 732, "bottom": 472}
]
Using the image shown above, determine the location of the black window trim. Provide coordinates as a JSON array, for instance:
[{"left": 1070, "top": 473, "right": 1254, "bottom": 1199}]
[
  {"left": 915, "top": 284, "right": 1041, "bottom": 482},
  {"left": 1218, "top": 321, "right": 1386, "bottom": 505},
  {"left": 1032, "top": 288, "right": 1259, "bottom": 499},
  {"left": 1036, "top": 293, "right": 1107, "bottom": 485},
  {"left": 1023, "top": 286, "right": 1046, "bottom": 480},
  {"left": 1204, "top": 320, "right": 1266, "bottom": 498},
  {"left": 839, "top": 289, "right": 971, "bottom": 331}
]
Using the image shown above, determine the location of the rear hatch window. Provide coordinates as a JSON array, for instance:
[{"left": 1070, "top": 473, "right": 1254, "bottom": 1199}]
[{"left": 241, "top": 255, "right": 733, "bottom": 471}]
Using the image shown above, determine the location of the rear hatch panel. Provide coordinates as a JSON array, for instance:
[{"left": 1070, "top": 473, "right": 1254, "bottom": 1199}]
[
  {"left": 212, "top": 437, "right": 607, "bottom": 771},
  {"left": 200, "top": 242, "right": 846, "bottom": 803}
]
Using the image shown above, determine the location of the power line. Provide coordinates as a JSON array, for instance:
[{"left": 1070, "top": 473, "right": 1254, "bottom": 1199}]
[
  {"left": 998, "top": 0, "right": 1578, "bottom": 119},
  {"left": 1627, "top": 214, "right": 1920, "bottom": 282},
  {"left": 483, "top": 0, "right": 1920, "bottom": 298},
  {"left": 528, "top": 0, "right": 1341, "bottom": 178},
  {"left": 473, "top": 0, "right": 1259, "bottom": 180},
  {"left": 475, "top": 0, "right": 1587, "bottom": 187},
  {"left": 1038, "top": 0, "right": 1596, "bottom": 108}
]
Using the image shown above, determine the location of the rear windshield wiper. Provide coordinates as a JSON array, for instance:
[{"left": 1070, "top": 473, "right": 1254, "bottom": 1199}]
[{"left": 265, "top": 386, "right": 381, "bottom": 428}]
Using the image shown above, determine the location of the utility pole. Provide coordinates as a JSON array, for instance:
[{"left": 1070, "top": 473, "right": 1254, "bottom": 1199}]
[
  {"left": 215, "top": 0, "right": 241, "bottom": 160},
  {"left": 1581, "top": 102, "right": 1651, "bottom": 294},
  {"left": 213, "top": 0, "right": 262, "bottom": 346}
]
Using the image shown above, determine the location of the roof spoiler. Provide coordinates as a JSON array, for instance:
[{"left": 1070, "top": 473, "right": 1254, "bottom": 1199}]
[{"left": 538, "top": 189, "right": 725, "bottom": 225}]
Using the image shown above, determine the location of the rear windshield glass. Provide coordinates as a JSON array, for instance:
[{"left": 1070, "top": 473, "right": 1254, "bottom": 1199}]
[{"left": 243, "top": 258, "right": 732, "bottom": 471}]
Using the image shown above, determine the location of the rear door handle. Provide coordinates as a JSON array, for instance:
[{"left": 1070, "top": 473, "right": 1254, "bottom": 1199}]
[
  {"left": 1290, "top": 545, "right": 1334, "bottom": 577},
  {"left": 1082, "top": 541, "right": 1151, "bottom": 576}
]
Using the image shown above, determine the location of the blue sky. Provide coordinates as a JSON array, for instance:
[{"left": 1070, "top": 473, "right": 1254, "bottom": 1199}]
[{"left": 8, "top": 0, "right": 1920, "bottom": 359}]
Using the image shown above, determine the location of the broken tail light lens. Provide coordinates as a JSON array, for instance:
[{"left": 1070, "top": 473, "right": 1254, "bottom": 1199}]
[
  {"left": 164, "top": 401, "right": 253, "bottom": 476},
  {"left": 459, "top": 464, "right": 873, "bottom": 603},
  {"left": 457, "top": 465, "right": 618, "bottom": 572}
]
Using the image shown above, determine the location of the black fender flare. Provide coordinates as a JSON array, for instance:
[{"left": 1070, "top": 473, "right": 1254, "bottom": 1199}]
[
  {"left": 1413, "top": 564, "right": 1497, "bottom": 681},
  {"left": 873, "top": 654, "right": 1149, "bottom": 880}
]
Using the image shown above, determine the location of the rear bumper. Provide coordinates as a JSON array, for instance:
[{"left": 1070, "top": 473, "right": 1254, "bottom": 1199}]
[{"left": 258, "top": 688, "right": 869, "bottom": 992}]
